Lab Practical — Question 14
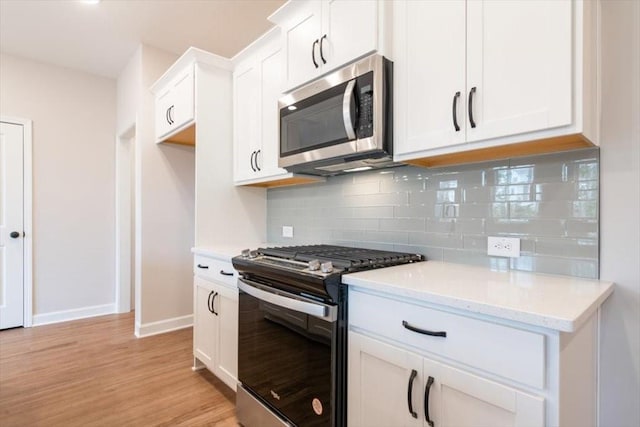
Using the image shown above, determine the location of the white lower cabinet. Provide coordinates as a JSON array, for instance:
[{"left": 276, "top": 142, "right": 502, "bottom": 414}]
[
  {"left": 193, "top": 273, "right": 238, "bottom": 392},
  {"left": 194, "top": 282, "right": 217, "bottom": 368},
  {"left": 348, "top": 332, "right": 543, "bottom": 427},
  {"left": 348, "top": 285, "right": 602, "bottom": 426}
]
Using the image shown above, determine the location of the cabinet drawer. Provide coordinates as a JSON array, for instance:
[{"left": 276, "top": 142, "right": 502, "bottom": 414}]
[
  {"left": 349, "top": 290, "right": 545, "bottom": 389},
  {"left": 193, "top": 255, "right": 236, "bottom": 287}
]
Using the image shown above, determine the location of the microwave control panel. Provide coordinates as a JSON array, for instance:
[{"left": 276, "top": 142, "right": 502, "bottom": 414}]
[{"left": 356, "top": 71, "right": 374, "bottom": 138}]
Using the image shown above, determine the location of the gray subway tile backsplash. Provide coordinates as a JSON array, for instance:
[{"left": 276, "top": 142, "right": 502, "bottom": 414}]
[{"left": 267, "top": 148, "right": 600, "bottom": 279}]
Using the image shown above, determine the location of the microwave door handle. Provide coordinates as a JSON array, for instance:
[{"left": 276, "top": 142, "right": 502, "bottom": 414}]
[
  {"left": 342, "top": 79, "right": 357, "bottom": 140},
  {"left": 238, "top": 279, "right": 337, "bottom": 322}
]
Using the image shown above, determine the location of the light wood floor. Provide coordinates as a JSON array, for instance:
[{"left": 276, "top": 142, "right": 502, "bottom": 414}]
[{"left": 0, "top": 312, "right": 237, "bottom": 426}]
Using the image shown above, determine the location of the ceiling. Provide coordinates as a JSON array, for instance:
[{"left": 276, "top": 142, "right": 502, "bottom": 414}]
[{"left": 0, "top": 0, "right": 286, "bottom": 79}]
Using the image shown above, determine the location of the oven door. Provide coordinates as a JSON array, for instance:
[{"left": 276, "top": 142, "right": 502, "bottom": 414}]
[{"left": 238, "top": 278, "right": 338, "bottom": 426}]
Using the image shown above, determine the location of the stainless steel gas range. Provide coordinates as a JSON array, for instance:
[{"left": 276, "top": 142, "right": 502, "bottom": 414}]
[{"left": 232, "top": 245, "right": 424, "bottom": 427}]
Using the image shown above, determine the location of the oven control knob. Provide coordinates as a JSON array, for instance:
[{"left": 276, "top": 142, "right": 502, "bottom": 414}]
[
  {"left": 248, "top": 250, "right": 258, "bottom": 259},
  {"left": 308, "top": 260, "right": 321, "bottom": 271},
  {"left": 241, "top": 249, "right": 250, "bottom": 258},
  {"left": 320, "top": 261, "right": 333, "bottom": 273}
]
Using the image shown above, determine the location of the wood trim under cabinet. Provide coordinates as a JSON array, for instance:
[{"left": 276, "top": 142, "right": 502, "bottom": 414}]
[
  {"left": 162, "top": 123, "right": 196, "bottom": 146},
  {"left": 404, "top": 134, "right": 595, "bottom": 168},
  {"left": 243, "top": 175, "right": 326, "bottom": 188}
]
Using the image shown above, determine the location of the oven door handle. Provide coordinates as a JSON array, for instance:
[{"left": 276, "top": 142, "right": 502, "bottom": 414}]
[
  {"left": 238, "top": 279, "right": 337, "bottom": 322},
  {"left": 342, "top": 79, "right": 357, "bottom": 141}
]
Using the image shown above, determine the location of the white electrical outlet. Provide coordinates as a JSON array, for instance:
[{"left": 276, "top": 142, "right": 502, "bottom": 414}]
[
  {"left": 487, "top": 236, "right": 520, "bottom": 258},
  {"left": 282, "top": 226, "right": 294, "bottom": 238}
]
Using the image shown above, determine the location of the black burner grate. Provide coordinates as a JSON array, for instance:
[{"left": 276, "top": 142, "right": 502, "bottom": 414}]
[{"left": 258, "top": 244, "right": 424, "bottom": 272}]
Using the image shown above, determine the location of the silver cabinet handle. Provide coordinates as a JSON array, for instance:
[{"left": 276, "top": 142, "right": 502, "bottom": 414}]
[
  {"left": 238, "top": 279, "right": 336, "bottom": 321},
  {"left": 342, "top": 79, "right": 357, "bottom": 140}
]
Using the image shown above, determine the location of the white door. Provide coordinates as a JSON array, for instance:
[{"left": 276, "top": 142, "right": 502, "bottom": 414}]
[
  {"left": 214, "top": 284, "right": 238, "bottom": 391},
  {"left": 155, "top": 66, "right": 195, "bottom": 141},
  {"left": 193, "top": 278, "right": 217, "bottom": 368},
  {"left": 423, "top": 357, "right": 545, "bottom": 427},
  {"left": 259, "top": 46, "right": 287, "bottom": 176},
  {"left": 0, "top": 121, "right": 24, "bottom": 329},
  {"left": 348, "top": 332, "right": 423, "bottom": 427},
  {"left": 465, "top": 0, "right": 573, "bottom": 143},
  {"left": 393, "top": 0, "right": 467, "bottom": 157},
  {"left": 323, "top": 0, "right": 378, "bottom": 71},
  {"left": 284, "top": 0, "right": 323, "bottom": 89},
  {"left": 234, "top": 63, "right": 262, "bottom": 181}
]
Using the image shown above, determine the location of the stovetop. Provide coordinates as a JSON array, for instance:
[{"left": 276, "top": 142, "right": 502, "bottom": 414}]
[
  {"left": 232, "top": 244, "right": 424, "bottom": 302},
  {"left": 257, "top": 244, "right": 424, "bottom": 272}
]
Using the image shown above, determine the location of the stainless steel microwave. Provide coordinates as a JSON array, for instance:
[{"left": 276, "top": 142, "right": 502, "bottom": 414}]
[{"left": 278, "top": 54, "right": 396, "bottom": 176}]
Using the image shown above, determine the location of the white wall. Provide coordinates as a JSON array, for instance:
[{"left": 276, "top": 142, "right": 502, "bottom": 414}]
[
  {"left": 194, "top": 63, "right": 266, "bottom": 248},
  {"left": 139, "top": 45, "right": 195, "bottom": 329},
  {"left": 116, "top": 47, "right": 141, "bottom": 137},
  {"left": 0, "top": 53, "right": 116, "bottom": 322},
  {"left": 116, "top": 44, "right": 196, "bottom": 334},
  {"left": 599, "top": 1, "right": 640, "bottom": 426}
]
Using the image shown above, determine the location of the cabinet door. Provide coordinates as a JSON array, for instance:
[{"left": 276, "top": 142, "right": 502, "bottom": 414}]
[
  {"left": 155, "top": 66, "right": 195, "bottom": 141},
  {"left": 322, "top": 0, "right": 377, "bottom": 71},
  {"left": 194, "top": 281, "right": 218, "bottom": 369},
  {"left": 259, "top": 46, "right": 288, "bottom": 177},
  {"left": 423, "top": 357, "right": 544, "bottom": 427},
  {"left": 234, "top": 63, "right": 261, "bottom": 181},
  {"left": 169, "top": 67, "right": 195, "bottom": 131},
  {"left": 212, "top": 284, "right": 239, "bottom": 391},
  {"left": 393, "top": 0, "right": 467, "bottom": 157},
  {"left": 466, "top": 0, "right": 572, "bottom": 143},
  {"left": 348, "top": 332, "right": 423, "bottom": 427},
  {"left": 283, "top": 0, "right": 323, "bottom": 89},
  {"left": 155, "top": 88, "right": 174, "bottom": 140}
]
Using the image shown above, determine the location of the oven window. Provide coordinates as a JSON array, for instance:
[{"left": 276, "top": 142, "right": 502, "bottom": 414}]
[
  {"left": 238, "top": 291, "right": 335, "bottom": 426},
  {"left": 280, "top": 80, "right": 355, "bottom": 157}
]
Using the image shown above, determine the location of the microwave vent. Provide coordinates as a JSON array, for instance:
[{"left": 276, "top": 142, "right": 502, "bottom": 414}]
[{"left": 314, "top": 158, "right": 402, "bottom": 174}]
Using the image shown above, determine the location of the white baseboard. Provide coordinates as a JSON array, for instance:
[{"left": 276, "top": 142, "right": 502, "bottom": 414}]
[
  {"left": 135, "top": 314, "right": 193, "bottom": 338},
  {"left": 32, "top": 303, "right": 116, "bottom": 326}
]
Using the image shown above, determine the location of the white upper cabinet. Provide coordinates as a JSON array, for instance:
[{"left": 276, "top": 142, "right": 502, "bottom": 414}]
[
  {"left": 393, "top": 0, "right": 599, "bottom": 167},
  {"left": 234, "top": 62, "right": 262, "bottom": 182},
  {"left": 394, "top": 0, "right": 467, "bottom": 155},
  {"left": 321, "top": 0, "right": 378, "bottom": 78},
  {"left": 151, "top": 48, "right": 233, "bottom": 146},
  {"left": 281, "top": 0, "right": 323, "bottom": 91},
  {"left": 154, "top": 64, "right": 195, "bottom": 143},
  {"left": 233, "top": 30, "right": 293, "bottom": 185},
  {"left": 465, "top": 0, "right": 572, "bottom": 143},
  {"left": 270, "top": 0, "right": 387, "bottom": 91},
  {"left": 233, "top": 28, "right": 324, "bottom": 187},
  {"left": 259, "top": 48, "right": 287, "bottom": 176}
]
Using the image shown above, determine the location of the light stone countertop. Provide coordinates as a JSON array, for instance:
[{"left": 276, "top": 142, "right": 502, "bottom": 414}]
[
  {"left": 343, "top": 261, "right": 614, "bottom": 333},
  {"left": 192, "top": 244, "right": 267, "bottom": 261}
]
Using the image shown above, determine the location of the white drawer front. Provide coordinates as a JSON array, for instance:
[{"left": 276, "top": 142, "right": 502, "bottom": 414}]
[
  {"left": 193, "top": 255, "right": 236, "bottom": 287},
  {"left": 349, "top": 290, "right": 545, "bottom": 389}
]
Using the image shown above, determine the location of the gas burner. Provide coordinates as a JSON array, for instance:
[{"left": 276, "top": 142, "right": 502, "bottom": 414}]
[{"left": 255, "top": 244, "right": 424, "bottom": 273}]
